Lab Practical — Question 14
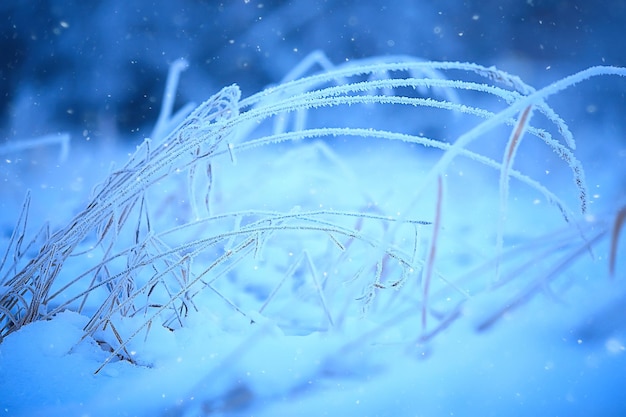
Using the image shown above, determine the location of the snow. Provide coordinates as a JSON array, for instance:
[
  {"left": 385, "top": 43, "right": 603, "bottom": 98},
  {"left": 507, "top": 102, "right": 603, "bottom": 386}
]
[
  {"left": 2, "top": 2, "right": 626, "bottom": 417},
  {"left": 2, "top": 139, "right": 625, "bottom": 416},
  {"left": 2, "top": 279, "right": 625, "bottom": 416}
]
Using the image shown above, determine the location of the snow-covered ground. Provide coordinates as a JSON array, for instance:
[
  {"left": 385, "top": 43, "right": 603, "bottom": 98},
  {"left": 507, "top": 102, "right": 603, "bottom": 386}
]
[{"left": 1, "top": 2, "right": 626, "bottom": 417}]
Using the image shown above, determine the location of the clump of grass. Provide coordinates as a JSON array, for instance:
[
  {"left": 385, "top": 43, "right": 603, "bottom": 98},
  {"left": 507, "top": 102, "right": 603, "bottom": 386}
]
[{"left": 0, "top": 54, "right": 624, "bottom": 373}]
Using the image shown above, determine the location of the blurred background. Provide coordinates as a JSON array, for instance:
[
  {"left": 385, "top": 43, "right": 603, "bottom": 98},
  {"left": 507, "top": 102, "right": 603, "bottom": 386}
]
[{"left": 1, "top": 0, "right": 625, "bottom": 143}]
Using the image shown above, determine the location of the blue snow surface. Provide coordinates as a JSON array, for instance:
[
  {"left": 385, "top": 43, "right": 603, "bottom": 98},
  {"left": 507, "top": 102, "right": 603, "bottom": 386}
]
[{"left": 1, "top": 1, "right": 626, "bottom": 416}]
